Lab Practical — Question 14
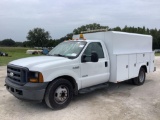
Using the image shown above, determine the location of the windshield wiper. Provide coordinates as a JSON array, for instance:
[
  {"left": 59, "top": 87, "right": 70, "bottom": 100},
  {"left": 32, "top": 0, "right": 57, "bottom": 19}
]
[{"left": 53, "top": 54, "right": 68, "bottom": 58}]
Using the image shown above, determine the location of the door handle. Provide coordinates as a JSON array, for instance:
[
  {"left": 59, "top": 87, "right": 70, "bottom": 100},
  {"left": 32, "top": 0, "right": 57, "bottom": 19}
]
[{"left": 105, "top": 61, "right": 108, "bottom": 67}]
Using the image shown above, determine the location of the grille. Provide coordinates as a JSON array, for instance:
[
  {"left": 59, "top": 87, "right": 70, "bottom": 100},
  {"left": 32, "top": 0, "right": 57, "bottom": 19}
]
[{"left": 7, "top": 65, "right": 28, "bottom": 85}]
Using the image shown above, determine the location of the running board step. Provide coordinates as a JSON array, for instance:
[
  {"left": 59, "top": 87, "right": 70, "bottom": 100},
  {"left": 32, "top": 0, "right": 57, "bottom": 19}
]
[{"left": 79, "top": 83, "right": 109, "bottom": 94}]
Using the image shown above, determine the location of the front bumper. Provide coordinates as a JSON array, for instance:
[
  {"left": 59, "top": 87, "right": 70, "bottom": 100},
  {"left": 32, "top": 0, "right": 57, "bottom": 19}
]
[{"left": 5, "top": 78, "right": 49, "bottom": 102}]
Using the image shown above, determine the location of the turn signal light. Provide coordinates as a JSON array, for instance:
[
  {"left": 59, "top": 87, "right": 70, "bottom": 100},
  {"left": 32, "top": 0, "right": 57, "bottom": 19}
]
[
  {"left": 39, "top": 73, "right": 44, "bottom": 83},
  {"left": 29, "top": 78, "right": 38, "bottom": 83}
]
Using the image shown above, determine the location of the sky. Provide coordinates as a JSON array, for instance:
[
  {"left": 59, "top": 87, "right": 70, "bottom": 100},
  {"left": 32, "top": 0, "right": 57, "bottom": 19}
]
[{"left": 0, "top": 0, "right": 160, "bottom": 41}]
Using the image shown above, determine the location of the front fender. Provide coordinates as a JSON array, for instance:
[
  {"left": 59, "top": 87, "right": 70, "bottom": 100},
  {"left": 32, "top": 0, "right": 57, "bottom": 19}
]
[{"left": 43, "top": 68, "right": 81, "bottom": 89}]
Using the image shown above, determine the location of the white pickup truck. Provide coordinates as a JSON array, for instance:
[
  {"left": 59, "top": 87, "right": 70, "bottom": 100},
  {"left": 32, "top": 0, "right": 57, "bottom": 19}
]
[{"left": 5, "top": 31, "right": 156, "bottom": 109}]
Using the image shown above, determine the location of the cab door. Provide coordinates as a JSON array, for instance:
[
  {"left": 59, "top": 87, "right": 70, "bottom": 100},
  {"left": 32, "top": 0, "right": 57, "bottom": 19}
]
[{"left": 80, "top": 42, "right": 110, "bottom": 88}]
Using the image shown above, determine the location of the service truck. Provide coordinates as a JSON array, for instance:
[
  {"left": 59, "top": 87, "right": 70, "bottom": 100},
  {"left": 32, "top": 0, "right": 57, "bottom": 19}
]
[{"left": 5, "top": 30, "right": 156, "bottom": 109}]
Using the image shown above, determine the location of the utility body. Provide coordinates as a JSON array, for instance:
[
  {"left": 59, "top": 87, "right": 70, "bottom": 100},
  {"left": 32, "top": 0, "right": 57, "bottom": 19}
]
[{"left": 5, "top": 31, "right": 155, "bottom": 109}]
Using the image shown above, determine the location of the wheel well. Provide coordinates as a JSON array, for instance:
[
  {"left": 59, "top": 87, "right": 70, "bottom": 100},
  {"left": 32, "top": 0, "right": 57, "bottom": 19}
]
[
  {"left": 54, "top": 75, "right": 78, "bottom": 95},
  {"left": 141, "top": 65, "right": 147, "bottom": 73}
]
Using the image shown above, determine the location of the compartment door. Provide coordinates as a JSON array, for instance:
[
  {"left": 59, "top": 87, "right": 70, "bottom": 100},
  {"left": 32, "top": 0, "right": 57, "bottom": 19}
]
[
  {"left": 129, "top": 54, "right": 137, "bottom": 78},
  {"left": 117, "top": 55, "right": 129, "bottom": 81},
  {"left": 137, "top": 54, "right": 144, "bottom": 63},
  {"left": 149, "top": 52, "right": 155, "bottom": 72}
]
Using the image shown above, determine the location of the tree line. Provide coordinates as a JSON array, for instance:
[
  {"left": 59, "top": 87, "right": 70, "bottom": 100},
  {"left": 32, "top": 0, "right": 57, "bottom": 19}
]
[
  {"left": 0, "top": 39, "right": 23, "bottom": 47},
  {"left": 0, "top": 23, "right": 160, "bottom": 49}
]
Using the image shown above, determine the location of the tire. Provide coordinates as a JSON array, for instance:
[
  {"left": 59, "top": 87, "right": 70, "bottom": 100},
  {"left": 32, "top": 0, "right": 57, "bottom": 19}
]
[
  {"left": 133, "top": 68, "right": 146, "bottom": 85},
  {"left": 45, "top": 78, "right": 73, "bottom": 110}
]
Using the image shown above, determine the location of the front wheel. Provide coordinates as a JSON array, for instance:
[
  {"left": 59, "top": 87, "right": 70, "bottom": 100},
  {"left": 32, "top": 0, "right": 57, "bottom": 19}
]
[
  {"left": 133, "top": 68, "right": 146, "bottom": 85},
  {"left": 45, "top": 78, "right": 73, "bottom": 110}
]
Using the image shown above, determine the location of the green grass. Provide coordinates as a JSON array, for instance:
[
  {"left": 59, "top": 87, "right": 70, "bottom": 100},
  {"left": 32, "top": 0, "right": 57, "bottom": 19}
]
[
  {"left": 155, "top": 53, "right": 160, "bottom": 56},
  {"left": 0, "top": 47, "right": 40, "bottom": 66}
]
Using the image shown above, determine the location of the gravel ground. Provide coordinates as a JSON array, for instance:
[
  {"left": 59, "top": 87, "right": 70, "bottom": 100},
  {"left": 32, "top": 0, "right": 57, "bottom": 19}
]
[{"left": 0, "top": 57, "right": 160, "bottom": 120}]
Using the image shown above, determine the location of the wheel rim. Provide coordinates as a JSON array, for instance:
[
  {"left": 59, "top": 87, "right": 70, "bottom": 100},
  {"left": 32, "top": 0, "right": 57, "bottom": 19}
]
[
  {"left": 139, "top": 71, "right": 145, "bottom": 83},
  {"left": 54, "top": 85, "right": 69, "bottom": 104}
]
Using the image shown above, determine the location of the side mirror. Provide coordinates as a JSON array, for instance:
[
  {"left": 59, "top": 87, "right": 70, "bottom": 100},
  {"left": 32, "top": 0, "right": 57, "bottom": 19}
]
[
  {"left": 81, "top": 51, "right": 98, "bottom": 63},
  {"left": 81, "top": 54, "right": 87, "bottom": 63},
  {"left": 91, "top": 51, "right": 98, "bottom": 62}
]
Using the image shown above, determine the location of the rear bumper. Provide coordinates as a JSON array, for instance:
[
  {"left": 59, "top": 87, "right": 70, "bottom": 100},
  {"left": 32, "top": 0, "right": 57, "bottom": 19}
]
[{"left": 5, "top": 78, "right": 49, "bottom": 102}]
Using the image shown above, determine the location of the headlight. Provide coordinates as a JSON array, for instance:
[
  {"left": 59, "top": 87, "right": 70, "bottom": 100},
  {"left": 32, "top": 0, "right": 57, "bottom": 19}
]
[{"left": 29, "top": 71, "right": 44, "bottom": 83}]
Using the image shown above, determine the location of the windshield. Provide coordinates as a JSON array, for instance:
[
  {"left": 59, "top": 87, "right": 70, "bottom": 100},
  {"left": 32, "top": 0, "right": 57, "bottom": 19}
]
[{"left": 48, "top": 41, "right": 87, "bottom": 58}]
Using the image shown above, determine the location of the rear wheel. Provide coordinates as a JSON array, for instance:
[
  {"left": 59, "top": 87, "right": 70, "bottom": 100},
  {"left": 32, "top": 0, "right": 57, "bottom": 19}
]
[
  {"left": 133, "top": 68, "right": 146, "bottom": 85},
  {"left": 45, "top": 78, "right": 73, "bottom": 110}
]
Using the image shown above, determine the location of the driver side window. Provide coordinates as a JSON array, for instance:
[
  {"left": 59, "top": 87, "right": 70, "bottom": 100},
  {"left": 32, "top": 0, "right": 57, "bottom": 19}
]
[{"left": 83, "top": 42, "right": 104, "bottom": 62}]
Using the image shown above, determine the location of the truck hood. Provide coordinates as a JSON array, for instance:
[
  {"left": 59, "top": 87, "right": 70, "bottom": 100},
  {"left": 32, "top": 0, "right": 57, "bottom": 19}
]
[{"left": 9, "top": 56, "right": 70, "bottom": 69}]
